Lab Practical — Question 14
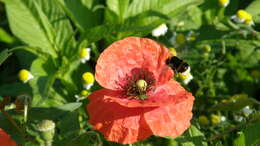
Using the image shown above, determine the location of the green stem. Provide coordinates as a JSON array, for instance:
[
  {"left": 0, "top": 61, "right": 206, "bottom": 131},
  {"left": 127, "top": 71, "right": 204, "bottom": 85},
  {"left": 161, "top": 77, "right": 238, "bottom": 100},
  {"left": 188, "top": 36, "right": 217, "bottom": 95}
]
[{"left": 1, "top": 109, "right": 26, "bottom": 139}]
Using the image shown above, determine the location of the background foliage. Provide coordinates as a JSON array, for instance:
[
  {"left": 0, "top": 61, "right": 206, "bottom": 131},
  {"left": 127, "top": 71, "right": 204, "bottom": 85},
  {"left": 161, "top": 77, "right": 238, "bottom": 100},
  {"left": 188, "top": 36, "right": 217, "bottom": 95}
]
[{"left": 0, "top": 0, "right": 260, "bottom": 145}]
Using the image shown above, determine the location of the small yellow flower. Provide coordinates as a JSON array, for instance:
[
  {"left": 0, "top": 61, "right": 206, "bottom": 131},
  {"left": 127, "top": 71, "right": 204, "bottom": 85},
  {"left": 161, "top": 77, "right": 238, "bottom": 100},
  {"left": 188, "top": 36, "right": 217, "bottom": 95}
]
[
  {"left": 75, "top": 90, "right": 89, "bottom": 102},
  {"left": 82, "top": 72, "right": 95, "bottom": 89},
  {"left": 211, "top": 114, "right": 221, "bottom": 125},
  {"left": 198, "top": 115, "right": 209, "bottom": 125},
  {"left": 18, "top": 69, "right": 34, "bottom": 83},
  {"left": 218, "top": 0, "right": 229, "bottom": 7},
  {"left": 79, "top": 48, "right": 91, "bottom": 63},
  {"left": 204, "top": 45, "right": 211, "bottom": 53},
  {"left": 176, "top": 33, "right": 186, "bottom": 45},
  {"left": 169, "top": 48, "right": 177, "bottom": 57},
  {"left": 81, "top": 90, "right": 89, "bottom": 96},
  {"left": 235, "top": 10, "right": 253, "bottom": 25},
  {"left": 179, "top": 68, "right": 193, "bottom": 85},
  {"left": 187, "top": 31, "right": 197, "bottom": 41},
  {"left": 152, "top": 24, "right": 168, "bottom": 37}
]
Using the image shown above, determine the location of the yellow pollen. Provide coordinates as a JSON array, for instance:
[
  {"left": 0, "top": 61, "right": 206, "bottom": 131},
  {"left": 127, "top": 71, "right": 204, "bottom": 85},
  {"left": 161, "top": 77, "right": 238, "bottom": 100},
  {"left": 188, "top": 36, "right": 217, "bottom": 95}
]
[
  {"left": 179, "top": 73, "right": 189, "bottom": 80},
  {"left": 82, "top": 72, "right": 95, "bottom": 84}
]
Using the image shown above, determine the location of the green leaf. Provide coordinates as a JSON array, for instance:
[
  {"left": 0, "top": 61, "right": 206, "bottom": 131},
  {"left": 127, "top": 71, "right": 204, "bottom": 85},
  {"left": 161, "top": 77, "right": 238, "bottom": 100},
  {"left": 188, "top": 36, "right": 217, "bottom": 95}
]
[
  {"left": 0, "top": 82, "right": 32, "bottom": 96},
  {"left": 0, "top": 28, "right": 15, "bottom": 43},
  {"left": 4, "top": 0, "right": 75, "bottom": 57},
  {"left": 56, "top": 0, "right": 102, "bottom": 32},
  {"left": 106, "top": 0, "right": 129, "bottom": 23},
  {"left": 0, "top": 49, "right": 12, "bottom": 66},
  {"left": 246, "top": 0, "right": 260, "bottom": 23},
  {"left": 174, "top": 125, "right": 208, "bottom": 146},
  {"left": 233, "top": 132, "right": 246, "bottom": 146},
  {"left": 233, "top": 122, "right": 260, "bottom": 146},
  {"left": 210, "top": 94, "right": 260, "bottom": 111},
  {"left": 4, "top": 0, "right": 57, "bottom": 57},
  {"left": 29, "top": 102, "right": 82, "bottom": 121}
]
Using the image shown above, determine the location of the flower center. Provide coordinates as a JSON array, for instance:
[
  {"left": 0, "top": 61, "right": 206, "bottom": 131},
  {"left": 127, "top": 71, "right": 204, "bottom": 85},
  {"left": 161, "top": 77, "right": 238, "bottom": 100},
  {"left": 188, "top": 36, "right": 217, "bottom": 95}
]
[{"left": 118, "top": 68, "right": 155, "bottom": 100}]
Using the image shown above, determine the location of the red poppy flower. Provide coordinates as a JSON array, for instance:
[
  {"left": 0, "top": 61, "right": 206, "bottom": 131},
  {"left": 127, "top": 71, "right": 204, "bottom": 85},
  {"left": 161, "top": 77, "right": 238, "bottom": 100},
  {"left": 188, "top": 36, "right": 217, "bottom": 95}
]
[
  {"left": 0, "top": 128, "right": 17, "bottom": 146},
  {"left": 87, "top": 37, "right": 194, "bottom": 144}
]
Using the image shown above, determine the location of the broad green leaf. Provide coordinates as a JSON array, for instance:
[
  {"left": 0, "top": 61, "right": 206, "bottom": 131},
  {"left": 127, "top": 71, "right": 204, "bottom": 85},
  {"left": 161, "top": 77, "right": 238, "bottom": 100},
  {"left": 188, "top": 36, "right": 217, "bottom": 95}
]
[
  {"left": 246, "top": 0, "right": 260, "bottom": 23},
  {"left": 0, "top": 28, "right": 14, "bottom": 43},
  {"left": 56, "top": 0, "right": 102, "bottom": 32},
  {"left": 233, "top": 122, "right": 260, "bottom": 146},
  {"left": 4, "top": 0, "right": 75, "bottom": 57},
  {"left": 4, "top": 0, "right": 57, "bottom": 57},
  {"left": 233, "top": 132, "right": 246, "bottom": 146},
  {"left": 0, "top": 49, "right": 12, "bottom": 66},
  {"left": 210, "top": 94, "right": 260, "bottom": 111},
  {"left": 174, "top": 125, "right": 208, "bottom": 146},
  {"left": 106, "top": 0, "right": 129, "bottom": 23},
  {"left": 29, "top": 102, "right": 82, "bottom": 120},
  {"left": 83, "top": 24, "right": 157, "bottom": 43},
  {"left": 0, "top": 82, "right": 32, "bottom": 96},
  {"left": 30, "top": 58, "right": 56, "bottom": 77}
]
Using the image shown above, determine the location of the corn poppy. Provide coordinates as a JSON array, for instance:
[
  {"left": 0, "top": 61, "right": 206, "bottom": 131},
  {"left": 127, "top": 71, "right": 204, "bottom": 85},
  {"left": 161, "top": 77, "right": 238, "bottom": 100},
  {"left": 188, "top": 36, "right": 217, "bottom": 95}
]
[
  {"left": 0, "top": 128, "right": 17, "bottom": 146},
  {"left": 87, "top": 37, "right": 194, "bottom": 144}
]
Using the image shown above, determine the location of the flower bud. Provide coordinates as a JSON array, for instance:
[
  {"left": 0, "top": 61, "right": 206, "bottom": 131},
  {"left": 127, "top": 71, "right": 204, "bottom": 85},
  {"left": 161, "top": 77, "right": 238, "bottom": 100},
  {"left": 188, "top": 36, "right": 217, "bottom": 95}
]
[
  {"left": 203, "top": 45, "right": 211, "bottom": 53},
  {"left": 18, "top": 69, "right": 34, "bottom": 83},
  {"left": 152, "top": 24, "right": 168, "bottom": 37},
  {"left": 218, "top": 0, "right": 229, "bottom": 7},
  {"left": 198, "top": 115, "right": 209, "bottom": 126},
  {"left": 37, "top": 120, "right": 55, "bottom": 146},
  {"left": 236, "top": 10, "right": 253, "bottom": 25},
  {"left": 176, "top": 33, "right": 186, "bottom": 45},
  {"left": 211, "top": 114, "right": 221, "bottom": 125},
  {"left": 82, "top": 72, "right": 95, "bottom": 89},
  {"left": 79, "top": 48, "right": 91, "bottom": 63}
]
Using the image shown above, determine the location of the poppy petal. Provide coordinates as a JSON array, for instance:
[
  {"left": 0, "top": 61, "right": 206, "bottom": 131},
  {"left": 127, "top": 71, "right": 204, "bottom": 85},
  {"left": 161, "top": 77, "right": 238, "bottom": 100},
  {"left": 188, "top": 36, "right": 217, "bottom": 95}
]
[
  {"left": 87, "top": 89, "right": 154, "bottom": 144},
  {"left": 143, "top": 93, "right": 194, "bottom": 137},
  {"left": 95, "top": 37, "right": 173, "bottom": 90},
  {"left": 105, "top": 80, "right": 192, "bottom": 108},
  {"left": 0, "top": 129, "right": 17, "bottom": 146}
]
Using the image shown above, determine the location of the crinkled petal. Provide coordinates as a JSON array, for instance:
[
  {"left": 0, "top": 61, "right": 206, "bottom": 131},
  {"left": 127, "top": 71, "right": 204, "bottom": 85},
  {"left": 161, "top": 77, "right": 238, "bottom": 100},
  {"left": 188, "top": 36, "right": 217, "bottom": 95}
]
[
  {"left": 144, "top": 92, "right": 194, "bottom": 137},
  {"left": 0, "top": 129, "right": 17, "bottom": 146},
  {"left": 107, "top": 80, "right": 192, "bottom": 108},
  {"left": 87, "top": 89, "right": 154, "bottom": 144},
  {"left": 95, "top": 37, "right": 173, "bottom": 90}
]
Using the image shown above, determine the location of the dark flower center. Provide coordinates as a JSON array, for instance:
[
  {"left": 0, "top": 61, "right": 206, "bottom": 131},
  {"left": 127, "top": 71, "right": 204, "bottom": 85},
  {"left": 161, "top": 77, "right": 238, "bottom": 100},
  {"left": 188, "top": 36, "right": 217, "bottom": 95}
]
[{"left": 117, "top": 68, "right": 155, "bottom": 100}]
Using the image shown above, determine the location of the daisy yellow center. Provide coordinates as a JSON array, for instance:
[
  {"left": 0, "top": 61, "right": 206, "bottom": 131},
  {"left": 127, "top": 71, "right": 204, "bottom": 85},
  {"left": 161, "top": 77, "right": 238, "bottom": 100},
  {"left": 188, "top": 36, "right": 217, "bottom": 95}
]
[
  {"left": 18, "top": 69, "right": 30, "bottom": 81},
  {"left": 237, "top": 10, "right": 252, "bottom": 21},
  {"left": 219, "top": 0, "right": 229, "bottom": 6},
  {"left": 81, "top": 90, "right": 89, "bottom": 96},
  {"left": 80, "top": 49, "right": 89, "bottom": 58},
  {"left": 82, "top": 72, "right": 95, "bottom": 84}
]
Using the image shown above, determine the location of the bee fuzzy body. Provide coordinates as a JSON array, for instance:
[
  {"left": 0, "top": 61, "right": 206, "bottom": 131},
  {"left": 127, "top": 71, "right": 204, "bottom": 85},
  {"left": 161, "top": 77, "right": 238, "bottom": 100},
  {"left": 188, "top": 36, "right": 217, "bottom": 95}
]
[{"left": 166, "top": 56, "right": 189, "bottom": 74}]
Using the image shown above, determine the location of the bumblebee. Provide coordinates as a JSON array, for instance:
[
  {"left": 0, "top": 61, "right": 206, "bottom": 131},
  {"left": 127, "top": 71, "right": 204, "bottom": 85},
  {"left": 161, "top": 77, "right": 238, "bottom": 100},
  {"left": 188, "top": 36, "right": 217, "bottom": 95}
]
[{"left": 166, "top": 56, "right": 190, "bottom": 74}]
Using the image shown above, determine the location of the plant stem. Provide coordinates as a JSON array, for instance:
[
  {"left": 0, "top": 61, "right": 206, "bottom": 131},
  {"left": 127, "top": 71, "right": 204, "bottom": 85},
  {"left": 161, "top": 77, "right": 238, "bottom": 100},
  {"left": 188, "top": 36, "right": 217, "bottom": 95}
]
[{"left": 1, "top": 109, "right": 26, "bottom": 138}]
